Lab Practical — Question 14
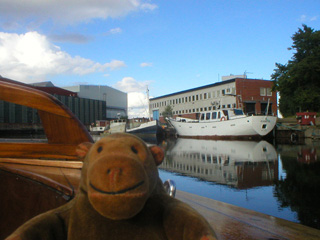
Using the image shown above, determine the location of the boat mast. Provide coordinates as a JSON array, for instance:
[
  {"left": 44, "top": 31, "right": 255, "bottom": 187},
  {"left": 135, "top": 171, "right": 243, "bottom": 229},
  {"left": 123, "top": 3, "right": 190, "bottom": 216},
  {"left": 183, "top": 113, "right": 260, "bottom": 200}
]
[{"left": 146, "top": 86, "right": 151, "bottom": 120}]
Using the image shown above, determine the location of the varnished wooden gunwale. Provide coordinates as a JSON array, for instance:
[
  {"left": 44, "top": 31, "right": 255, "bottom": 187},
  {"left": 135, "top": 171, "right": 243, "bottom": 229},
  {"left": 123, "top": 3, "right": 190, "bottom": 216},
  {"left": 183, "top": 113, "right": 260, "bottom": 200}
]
[
  {"left": 0, "top": 79, "right": 71, "bottom": 118},
  {"left": 0, "top": 77, "right": 93, "bottom": 160},
  {"left": 0, "top": 142, "right": 82, "bottom": 160},
  {"left": 0, "top": 158, "right": 83, "bottom": 168}
]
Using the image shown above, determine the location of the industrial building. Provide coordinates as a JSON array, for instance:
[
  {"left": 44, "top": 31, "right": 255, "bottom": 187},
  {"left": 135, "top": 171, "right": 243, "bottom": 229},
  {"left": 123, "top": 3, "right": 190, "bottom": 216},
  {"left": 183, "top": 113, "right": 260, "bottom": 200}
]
[
  {"left": 0, "top": 80, "right": 108, "bottom": 131},
  {"left": 63, "top": 85, "right": 127, "bottom": 119},
  {"left": 150, "top": 76, "right": 277, "bottom": 122}
]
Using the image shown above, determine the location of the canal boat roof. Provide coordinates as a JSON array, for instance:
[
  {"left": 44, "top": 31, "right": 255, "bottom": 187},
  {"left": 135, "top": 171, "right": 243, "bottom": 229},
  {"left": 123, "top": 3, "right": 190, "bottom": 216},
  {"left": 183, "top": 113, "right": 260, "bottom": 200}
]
[{"left": 1, "top": 77, "right": 319, "bottom": 240}]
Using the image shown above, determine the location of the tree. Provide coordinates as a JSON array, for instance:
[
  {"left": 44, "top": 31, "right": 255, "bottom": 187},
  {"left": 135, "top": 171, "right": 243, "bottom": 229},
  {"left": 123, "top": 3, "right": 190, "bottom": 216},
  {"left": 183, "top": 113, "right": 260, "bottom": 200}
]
[
  {"left": 272, "top": 25, "right": 320, "bottom": 117},
  {"left": 162, "top": 105, "right": 173, "bottom": 119}
]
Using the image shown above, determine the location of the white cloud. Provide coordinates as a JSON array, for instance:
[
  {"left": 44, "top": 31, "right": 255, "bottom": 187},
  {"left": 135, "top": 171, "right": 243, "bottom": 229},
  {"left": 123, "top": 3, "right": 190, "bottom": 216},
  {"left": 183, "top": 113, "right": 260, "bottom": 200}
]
[
  {"left": 310, "top": 16, "right": 318, "bottom": 21},
  {"left": 299, "top": 15, "right": 307, "bottom": 22},
  {"left": 298, "top": 14, "right": 318, "bottom": 22},
  {"left": 113, "top": 77, "right": 152, "bottom": 118},
  {"left": 0, "top": 31, "right": 126, "bottom": 83},
  {"left": 113, "top": 77, "right": 151, "bottom": 92},
  {"left": 103, "top": 60, "right": 127, "bottom": 70},
  {"left": 107, "top": 28, "right": 123, "bottom": 35},
  {"left": 140, "top": 3, "right": 158, "bottom": 11},
  {"left": 0, "top": 0, "right": 157, "bottom": 26},
  {"left": 140, "top": 62, "right": 153, "bottom": 67}
]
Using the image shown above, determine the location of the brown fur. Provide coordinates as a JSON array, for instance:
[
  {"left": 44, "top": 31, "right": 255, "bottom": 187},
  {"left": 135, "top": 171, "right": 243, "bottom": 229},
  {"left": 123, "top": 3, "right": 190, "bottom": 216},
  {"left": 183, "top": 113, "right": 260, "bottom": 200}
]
[{"left": 7, "top": 133, "right": 217, "bottom": 240}]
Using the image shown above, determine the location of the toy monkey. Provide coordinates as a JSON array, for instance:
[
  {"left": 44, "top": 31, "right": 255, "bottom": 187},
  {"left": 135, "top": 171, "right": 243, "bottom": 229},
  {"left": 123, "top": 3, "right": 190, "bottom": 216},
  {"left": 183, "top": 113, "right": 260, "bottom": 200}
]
[{"left": 7, "top": 133, "right": 217, "bottom": 240}]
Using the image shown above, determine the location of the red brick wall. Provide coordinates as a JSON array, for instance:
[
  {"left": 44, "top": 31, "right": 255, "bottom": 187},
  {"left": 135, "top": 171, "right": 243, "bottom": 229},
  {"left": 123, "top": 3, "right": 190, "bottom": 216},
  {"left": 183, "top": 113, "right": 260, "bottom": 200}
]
[{"left": 235, "top": 78, "right": 277, "bottom": 116}]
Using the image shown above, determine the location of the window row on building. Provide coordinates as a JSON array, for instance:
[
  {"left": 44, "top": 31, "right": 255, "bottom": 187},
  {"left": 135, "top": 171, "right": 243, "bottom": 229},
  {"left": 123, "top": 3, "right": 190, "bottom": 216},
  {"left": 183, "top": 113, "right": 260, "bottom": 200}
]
[
  {"left": 167, "top": 104, "right": 237, "bottom": 116},
  {"left": 151, "top": 87, "right": 236, "bottom": 109}
]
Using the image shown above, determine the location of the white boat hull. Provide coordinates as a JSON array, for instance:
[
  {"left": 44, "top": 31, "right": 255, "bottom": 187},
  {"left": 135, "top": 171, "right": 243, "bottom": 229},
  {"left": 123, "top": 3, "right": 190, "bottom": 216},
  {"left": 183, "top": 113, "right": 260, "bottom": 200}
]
[{"left": 168, "top": 115, "right": 277, "bottom": 139}]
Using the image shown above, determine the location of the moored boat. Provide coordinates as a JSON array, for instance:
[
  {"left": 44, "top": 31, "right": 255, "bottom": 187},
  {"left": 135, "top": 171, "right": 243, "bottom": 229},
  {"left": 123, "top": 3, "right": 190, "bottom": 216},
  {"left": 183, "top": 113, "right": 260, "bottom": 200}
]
[
  {"left": 167, "top": 108, "right": 277, "bottom": 139},
  {"left": 126, "top": 119, "right": 164, "bottom": 138},
  {"left": 101, "top": 119, "right": 126, "bottom": 135}
]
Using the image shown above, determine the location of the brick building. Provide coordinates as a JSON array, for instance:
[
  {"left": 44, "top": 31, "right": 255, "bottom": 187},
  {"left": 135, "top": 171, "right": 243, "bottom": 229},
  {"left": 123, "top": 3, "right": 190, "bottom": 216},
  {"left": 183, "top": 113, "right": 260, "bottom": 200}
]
[{"left": 150, "top": 76, "right": 277, "bottom": 123}]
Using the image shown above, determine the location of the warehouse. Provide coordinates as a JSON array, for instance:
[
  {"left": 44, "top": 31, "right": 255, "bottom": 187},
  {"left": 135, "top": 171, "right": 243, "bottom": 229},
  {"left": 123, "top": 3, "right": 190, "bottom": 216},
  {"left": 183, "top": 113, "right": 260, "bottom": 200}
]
[{"left": 63, "top": 85, "right": 127, "bottom": 119}]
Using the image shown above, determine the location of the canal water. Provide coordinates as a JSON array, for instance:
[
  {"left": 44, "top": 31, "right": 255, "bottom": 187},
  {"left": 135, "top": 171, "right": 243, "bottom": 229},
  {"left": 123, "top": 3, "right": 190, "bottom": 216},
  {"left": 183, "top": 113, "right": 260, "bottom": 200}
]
[{"left": 149, "top": 137, "right": 320, "bottom": 231}]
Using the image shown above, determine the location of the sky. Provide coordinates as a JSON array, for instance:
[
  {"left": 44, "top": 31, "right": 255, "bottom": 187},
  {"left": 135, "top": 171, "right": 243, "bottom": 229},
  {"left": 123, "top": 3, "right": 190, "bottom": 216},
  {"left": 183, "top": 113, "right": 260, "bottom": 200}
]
[{"left": 0, "top": 0, "right": 319, "bottom": 118}]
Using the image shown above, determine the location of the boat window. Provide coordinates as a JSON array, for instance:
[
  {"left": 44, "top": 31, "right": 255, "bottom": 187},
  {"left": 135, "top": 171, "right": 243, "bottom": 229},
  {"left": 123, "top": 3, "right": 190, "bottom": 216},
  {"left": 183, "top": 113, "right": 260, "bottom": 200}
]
[
  {"left": 223, "top": 110, "right": 229, "bottom": 120},
  {"left": 218, "top": 112, "right": 221, "bottom": 119},
  {"left": 206, "top": 112, "right": 211, "bottom": 120},
  {"left": 212, "top": 112, "right": 217, "bottom": 119},
  {"left": 233, "top": 109, "right": 244, "bottom": 115},
  {"left": 200, "top": 113, "right": 205, "bottom": 120}
]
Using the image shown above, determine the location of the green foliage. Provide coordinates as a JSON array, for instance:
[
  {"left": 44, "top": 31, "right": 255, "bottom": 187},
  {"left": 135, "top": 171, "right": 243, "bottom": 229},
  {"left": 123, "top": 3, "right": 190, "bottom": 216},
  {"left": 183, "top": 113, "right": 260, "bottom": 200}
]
[
  {"left": 162, "top": 105, "right": 173, "bottom": 119},
  {"left": 272, "top": 25, "right": 320, "bottom": 117}
]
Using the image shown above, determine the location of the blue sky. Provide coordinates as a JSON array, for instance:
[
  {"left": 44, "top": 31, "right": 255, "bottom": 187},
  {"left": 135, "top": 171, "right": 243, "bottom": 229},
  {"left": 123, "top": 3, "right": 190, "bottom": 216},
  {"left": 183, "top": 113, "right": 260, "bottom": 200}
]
[{"left": 0, "top": 0, "right": 319, "bottom": 117}]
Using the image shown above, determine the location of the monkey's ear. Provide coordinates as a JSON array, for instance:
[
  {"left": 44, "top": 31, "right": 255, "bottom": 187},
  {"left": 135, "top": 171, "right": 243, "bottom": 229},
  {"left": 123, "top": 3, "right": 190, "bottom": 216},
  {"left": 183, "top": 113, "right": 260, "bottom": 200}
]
[
  {"left": 76, "top": 142, "right": 93, "bottom": 159},
  {"left": 149, "top": 146, "right": 164, "bottom": 166}
]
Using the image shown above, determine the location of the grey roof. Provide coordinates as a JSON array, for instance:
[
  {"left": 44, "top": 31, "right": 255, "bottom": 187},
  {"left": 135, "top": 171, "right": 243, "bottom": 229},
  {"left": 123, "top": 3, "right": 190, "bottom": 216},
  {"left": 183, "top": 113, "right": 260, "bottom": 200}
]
[{"left": 31, "top": 81, "right": 55, "bottom": 87}]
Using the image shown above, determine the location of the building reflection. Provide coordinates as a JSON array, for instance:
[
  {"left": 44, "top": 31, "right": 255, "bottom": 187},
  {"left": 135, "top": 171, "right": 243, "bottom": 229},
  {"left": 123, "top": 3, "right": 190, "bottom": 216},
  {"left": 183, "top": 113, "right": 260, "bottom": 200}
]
[{"left": 159, "top": 139, "right": 278, "bottom": 189}]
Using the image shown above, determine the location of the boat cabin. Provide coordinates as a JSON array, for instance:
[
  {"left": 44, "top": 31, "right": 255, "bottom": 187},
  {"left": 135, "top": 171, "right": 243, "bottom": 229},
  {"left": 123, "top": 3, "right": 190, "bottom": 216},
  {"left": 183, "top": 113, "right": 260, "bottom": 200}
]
[{"left": 199, "top": 109, "right": 245, "bottom": 122}]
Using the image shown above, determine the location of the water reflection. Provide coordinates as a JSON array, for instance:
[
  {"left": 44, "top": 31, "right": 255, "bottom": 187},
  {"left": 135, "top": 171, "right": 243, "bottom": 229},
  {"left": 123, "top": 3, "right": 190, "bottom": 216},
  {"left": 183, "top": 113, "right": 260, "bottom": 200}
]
[
  {"left": 275, "top": 144, "right": 320, "bottom": 229},
  {"left": 160, "top": 139, "right": 278, "bottom": 189}
]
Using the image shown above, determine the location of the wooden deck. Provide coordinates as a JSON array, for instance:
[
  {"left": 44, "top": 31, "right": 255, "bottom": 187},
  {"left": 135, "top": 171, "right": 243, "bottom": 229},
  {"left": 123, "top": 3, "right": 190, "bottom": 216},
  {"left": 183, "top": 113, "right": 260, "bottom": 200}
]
[{"left": 176, "top": 190, "right": 320, "bottom": 240}]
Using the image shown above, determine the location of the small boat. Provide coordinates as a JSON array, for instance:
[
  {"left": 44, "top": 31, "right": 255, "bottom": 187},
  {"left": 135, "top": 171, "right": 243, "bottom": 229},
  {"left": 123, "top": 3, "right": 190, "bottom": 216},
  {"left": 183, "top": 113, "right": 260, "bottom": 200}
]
[
  {"left": 101, "top": 119, "right": 126, "bottom": 135},
  {"left": 1, "top": 77, "right": 319, "bottom": 240},
  {"left": 89, "top": 120, "right": 108, "bottom": 134},
  {"left": 167, "top": 108, "right": 277, "bottom": 139},
  {"left": 126, "top": 119, "right": 164, "bottom": 138}
]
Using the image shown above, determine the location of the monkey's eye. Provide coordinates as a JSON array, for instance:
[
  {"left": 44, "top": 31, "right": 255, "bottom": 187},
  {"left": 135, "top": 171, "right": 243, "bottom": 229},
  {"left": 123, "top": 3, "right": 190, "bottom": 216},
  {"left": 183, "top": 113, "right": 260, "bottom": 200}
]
[
  {"left": 131, "top": 146, "right": 138, "bottom": 154},
  {"left": 97, "top": 146, "right": 103, "bottom": 153}
]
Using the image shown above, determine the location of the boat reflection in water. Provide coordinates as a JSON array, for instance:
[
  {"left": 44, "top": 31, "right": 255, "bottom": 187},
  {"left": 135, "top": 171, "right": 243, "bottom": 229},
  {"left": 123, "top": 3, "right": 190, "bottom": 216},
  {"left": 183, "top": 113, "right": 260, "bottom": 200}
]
[{"left": 160, "top": 139, "right": 278, "bottom": 189}]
